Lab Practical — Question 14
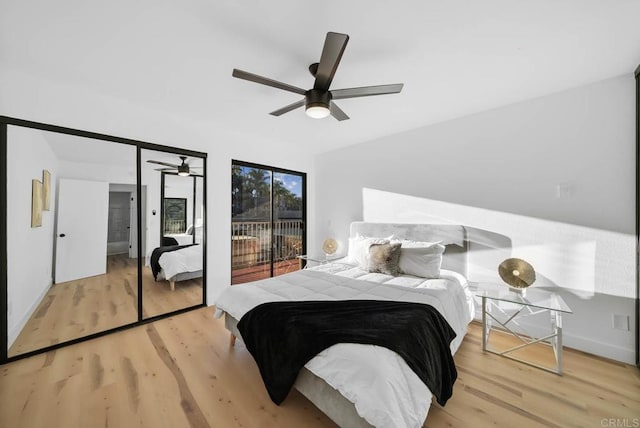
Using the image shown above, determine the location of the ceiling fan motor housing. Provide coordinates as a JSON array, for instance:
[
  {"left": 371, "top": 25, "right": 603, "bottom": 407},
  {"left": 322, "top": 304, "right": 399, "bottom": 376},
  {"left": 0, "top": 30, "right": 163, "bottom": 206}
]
[{"left": 305, "top": 89, "right": 331, "bottom": 110}]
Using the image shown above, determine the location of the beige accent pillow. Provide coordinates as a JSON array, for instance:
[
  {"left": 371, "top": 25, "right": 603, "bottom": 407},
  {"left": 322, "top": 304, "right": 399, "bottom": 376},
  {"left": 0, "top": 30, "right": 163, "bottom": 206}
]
[
  {"left": 367, "top": 243, "right": 402, "bottom": 276},
  {"left": 347, "top": 235, "right": 392, "bottom": 267}
]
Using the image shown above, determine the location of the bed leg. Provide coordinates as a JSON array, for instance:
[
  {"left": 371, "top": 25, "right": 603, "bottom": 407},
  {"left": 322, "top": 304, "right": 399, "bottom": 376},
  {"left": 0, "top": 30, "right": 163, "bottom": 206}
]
[
  {"left": 170, "top": 280, "right": 175, "bottom": 291},
  {"left": 229, "top": 333, "right": 236, "bottom": 347}
]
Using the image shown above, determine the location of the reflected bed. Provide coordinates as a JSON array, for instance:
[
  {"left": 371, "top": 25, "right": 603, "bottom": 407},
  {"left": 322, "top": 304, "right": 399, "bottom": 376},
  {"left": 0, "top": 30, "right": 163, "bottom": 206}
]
[{"left": 151, "top": 244, "right": 203, "bottom": 291}]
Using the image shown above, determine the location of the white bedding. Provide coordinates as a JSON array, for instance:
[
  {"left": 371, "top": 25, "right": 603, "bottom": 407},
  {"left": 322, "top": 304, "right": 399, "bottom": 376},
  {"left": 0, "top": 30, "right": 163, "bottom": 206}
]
[
  {"left": 214, "top": 262, "right": 474, "bottom": 428},
  {"left": 158, "top": 244, "right": 203, "bottom": 280},
  {"left": 164, "top": 233, "right": 193, "bottom": 245}
]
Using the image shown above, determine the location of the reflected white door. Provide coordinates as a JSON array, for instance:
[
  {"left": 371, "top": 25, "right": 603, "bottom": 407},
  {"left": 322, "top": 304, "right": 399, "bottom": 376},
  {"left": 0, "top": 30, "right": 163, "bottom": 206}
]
[{"left": 55, "top": 178, "right": 109, "bottom": 283}]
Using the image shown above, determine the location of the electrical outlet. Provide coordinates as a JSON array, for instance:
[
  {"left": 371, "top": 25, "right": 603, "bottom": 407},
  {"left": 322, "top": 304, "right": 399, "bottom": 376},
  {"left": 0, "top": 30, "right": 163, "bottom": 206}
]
[
  {"left": 556, "top": 183, "right": 572, "bottom": 200},
  {"left": 612, "top": 314, "right": 629, "bottom": 331}
]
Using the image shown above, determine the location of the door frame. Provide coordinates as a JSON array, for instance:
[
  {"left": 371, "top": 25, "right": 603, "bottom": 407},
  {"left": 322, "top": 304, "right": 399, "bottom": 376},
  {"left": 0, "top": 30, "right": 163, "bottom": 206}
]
[
  {"left": 161, "top": 172, "right": 198, "bottom": 245},
  {"left": 635, "top": 64, "right": 639, "bottom": 366},
  {"left": 231, "top": 159, "right": 307, "bottom": 281},
  {"left": 0, "top": 115, "right": 207, "bottom": 364}
]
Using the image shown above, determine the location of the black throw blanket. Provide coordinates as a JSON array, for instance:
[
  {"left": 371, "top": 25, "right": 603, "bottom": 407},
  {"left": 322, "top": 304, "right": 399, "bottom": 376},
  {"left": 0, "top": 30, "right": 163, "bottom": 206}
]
[
  {"left": 149, "top": 244, "right": 196, "bottom": 280},
  {"left": 237, "top": 300, "right": 458, "bottom": 406},
  {"left": 162, "top": 236, "right": 180, "bottom": 246}
]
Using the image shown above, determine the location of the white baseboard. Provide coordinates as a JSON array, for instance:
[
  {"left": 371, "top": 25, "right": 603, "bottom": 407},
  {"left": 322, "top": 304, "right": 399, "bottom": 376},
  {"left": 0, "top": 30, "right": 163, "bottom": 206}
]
[
  {"left": 562, "top": 332, "right": 636, "bottom": 364},
  {"left": 8, "top": 279, "right": 53, "bottom": 349}
]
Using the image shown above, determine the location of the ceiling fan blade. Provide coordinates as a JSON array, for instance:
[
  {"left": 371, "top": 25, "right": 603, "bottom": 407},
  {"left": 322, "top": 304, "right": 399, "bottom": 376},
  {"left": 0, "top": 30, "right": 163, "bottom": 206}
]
[
  {"left": 147, "top": 160, "right": 180, "bottom": 168},
  {"left": 155, "top": 168, "right": 177, "bottom": 171},
  {"left": 331, "top": 83, "right": 404, "bottom": 100},
  {"left": 314, "top": 32, "right": 349, "bottom": 91},
  {"left": 329, "top": 102, "right": 349, "bottom": 121},
  {"left": 270, "top": 99, "right": 305, "bottom": 116},
  {"left": 232, "top": 69, "right": 306, "bottom": 95}
]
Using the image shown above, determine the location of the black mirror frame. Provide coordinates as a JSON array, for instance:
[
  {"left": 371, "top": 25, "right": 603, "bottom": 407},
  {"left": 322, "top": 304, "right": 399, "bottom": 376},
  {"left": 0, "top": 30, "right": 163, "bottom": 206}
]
[
  {"left": 0, "top": 116, "right": 207, "bottom": 364},
  {"left": 635, "top": 64, "right": 639, "bottom": 367}
]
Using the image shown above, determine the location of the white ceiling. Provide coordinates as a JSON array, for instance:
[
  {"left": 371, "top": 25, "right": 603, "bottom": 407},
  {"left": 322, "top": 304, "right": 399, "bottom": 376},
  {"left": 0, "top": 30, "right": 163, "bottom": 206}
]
[
  {"left": 2, "top": 1, "right": 640, "bottom": 155},
  {"left": 35, "top": 128, "right": 203, "bottom": 169},
  {"left": 42, "top": 130, "right": 136, "bottom": 165}
]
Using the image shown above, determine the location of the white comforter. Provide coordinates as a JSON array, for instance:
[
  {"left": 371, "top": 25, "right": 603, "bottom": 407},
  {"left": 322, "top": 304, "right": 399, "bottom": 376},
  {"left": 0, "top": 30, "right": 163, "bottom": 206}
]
[
  {"left": 158, "top": 244, "right": 202, "bottom": 280},
  {"left": 214, "top": 264, "right": 474, "bottom": 428}
]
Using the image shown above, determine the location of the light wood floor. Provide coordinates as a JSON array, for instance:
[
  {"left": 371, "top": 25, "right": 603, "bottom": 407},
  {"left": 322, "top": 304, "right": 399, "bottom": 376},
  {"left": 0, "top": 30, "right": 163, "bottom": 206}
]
[
  {"left": 232, "top": 259, "right": 301, "bottom": 285},
  {"left": 1, "top": 306, "right": 638, "bottom": 428},
  {"left": 9, "top": 255, "right": 203, "bottom": 357}
]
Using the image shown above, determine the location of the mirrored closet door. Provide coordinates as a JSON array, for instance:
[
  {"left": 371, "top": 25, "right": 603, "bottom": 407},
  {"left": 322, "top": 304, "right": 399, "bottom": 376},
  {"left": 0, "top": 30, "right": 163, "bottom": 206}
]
[
  {"left": 1, "top": 117, "right": 207, "bottom": 362},
  {"left": 141, "top": 149, "right": 205, "bottom": 318},
  {"left": 5, "top": 126, "right": 139, "bottom": 357}
]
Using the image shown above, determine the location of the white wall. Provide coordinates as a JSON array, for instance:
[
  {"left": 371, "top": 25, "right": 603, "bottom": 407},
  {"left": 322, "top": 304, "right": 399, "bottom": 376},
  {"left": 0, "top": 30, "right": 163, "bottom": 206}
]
[
  {"left": 313, "top": 74, "right": 636, "bottom": 363},
  {"left": 0, "top": 70, "right": 315, "bottom": 304},
  {"left": 6, "top": 126, "right": 59, "bottom": 346},
  {"left": 58, "top": 160, "right": 136, "bottom": 185}
]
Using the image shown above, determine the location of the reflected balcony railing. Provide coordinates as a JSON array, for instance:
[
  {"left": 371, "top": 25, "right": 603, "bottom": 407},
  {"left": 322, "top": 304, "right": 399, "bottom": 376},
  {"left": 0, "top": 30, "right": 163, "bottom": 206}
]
[
  {"left": 231, "top": 220, "right": 303, "bottom": 283},
  {"left": 164, "top": 219, "right": 186, "bottom": 234}
]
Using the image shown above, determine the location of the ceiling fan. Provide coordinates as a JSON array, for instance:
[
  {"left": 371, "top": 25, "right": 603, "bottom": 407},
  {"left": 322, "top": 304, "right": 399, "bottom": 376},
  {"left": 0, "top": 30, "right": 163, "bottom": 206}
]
[
  {"left": 232, "top": 32, "right": 403, "bottom": 121},
  {"left": 146, "top": 156, "right": 203, "bottom": 177}
]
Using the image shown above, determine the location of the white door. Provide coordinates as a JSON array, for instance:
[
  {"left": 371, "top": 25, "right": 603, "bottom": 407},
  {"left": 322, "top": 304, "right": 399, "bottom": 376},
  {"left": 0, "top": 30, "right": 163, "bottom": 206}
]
[{"left": 55, "top": 179, "right": 109, "bottom": 283}]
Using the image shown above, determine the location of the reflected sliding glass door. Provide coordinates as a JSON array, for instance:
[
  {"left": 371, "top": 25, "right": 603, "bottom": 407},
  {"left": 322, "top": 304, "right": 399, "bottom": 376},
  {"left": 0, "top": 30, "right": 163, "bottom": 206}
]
[{"left": 231, "top": 160, "right": 306, "bottom": 285}]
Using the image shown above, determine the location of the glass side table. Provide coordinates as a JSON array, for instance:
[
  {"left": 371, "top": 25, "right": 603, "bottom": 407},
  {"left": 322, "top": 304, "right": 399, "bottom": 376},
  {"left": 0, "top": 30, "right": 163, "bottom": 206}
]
[
  {"left": 470, "top": 282, "right": 572, "bottom": 375},
  {"left": 296, "top": 254, "right": 344, "bottom": 269}
]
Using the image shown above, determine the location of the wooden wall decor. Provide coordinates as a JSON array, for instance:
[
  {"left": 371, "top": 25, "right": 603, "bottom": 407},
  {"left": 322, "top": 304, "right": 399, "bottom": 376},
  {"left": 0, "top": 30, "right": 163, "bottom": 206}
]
[
  {"left": 42, "top": 170, "right": 50, "bottom": 211},
  {"left": 31, "top": 179, "right": 42, "bottom": 227}
]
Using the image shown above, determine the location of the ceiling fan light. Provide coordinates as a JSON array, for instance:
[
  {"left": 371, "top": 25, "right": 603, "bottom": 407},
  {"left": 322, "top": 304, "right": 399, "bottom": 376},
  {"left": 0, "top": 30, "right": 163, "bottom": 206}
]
[
  {"left": 305, "top": 89, "right": 332, "bottom": 119},
  {"left": 305, "top": 104, "right": 330, "bottom": 119},
  {"left": 178, "top": 171, "right": 190, "bottom": 177}
]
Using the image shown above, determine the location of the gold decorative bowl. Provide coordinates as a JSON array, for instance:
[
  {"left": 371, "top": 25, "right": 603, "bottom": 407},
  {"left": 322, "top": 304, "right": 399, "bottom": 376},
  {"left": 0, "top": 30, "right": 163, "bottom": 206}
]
[
  {"left": 322, "top": 238, "right": 338, "bottom": 256},
  {"left": 498, "top": 258, "right": 536, "bottom": 289}
]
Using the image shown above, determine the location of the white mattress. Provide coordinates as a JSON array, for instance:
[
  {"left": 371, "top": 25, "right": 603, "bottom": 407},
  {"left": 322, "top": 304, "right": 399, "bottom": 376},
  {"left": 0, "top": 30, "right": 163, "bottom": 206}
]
[
  {"left": 214, "top": 262, "right": 474, "bottom": 428},
  {"left": 158, "top": 244, "right": 202, "bottom": 280}
]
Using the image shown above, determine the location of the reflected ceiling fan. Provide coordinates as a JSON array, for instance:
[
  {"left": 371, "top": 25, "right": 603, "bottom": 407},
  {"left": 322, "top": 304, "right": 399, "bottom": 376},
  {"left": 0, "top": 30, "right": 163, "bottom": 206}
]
[
  {"left": 232, "top": 32, "right": 403, "bottom": 121},
  {"left": 146, "top": 156, "right": 203, "bottom": 177}
]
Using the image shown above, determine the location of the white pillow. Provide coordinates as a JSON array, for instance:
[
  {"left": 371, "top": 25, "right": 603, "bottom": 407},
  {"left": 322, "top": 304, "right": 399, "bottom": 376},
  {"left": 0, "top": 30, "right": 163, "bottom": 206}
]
[
  {"left": 347, "top": 235, "right": 391, "bottom": 268},
  {"left": 394, "top": 239, "right": 440, "bottom": 248},
  {"left": 398, "top": 242, "right": 445, "bottom": 278}
]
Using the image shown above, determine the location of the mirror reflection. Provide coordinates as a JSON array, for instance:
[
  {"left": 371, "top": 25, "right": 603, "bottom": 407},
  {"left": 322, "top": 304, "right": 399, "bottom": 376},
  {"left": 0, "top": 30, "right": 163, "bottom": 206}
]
[
  {"left": 141, "top": 149, "right": 204, "bottom": 318},
  {"left": 7, "top": 125, "right": 139, "bottom": 357}
]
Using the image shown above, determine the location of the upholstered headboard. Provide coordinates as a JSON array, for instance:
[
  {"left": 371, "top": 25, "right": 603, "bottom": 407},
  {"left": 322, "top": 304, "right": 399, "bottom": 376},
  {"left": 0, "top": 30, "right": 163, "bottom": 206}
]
[{"left": 349, "top": 222, "right": 468, "bottom": 277}]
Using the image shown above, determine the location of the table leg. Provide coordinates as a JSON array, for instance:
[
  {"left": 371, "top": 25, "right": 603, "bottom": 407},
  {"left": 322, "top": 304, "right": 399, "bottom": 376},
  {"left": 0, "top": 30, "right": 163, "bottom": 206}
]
[{"left": 482, "top": 296, "right": 488, "bottom": 351}]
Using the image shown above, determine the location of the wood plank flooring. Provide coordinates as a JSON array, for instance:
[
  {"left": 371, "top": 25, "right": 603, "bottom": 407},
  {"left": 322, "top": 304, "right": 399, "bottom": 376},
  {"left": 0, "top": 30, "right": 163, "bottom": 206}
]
[
  {"left": 232, "top": 259, "right": 301, "bottom": 285},
  {"left": 1, "top": 306, "right": 638, "bottom": 428},
  {"left": 9, "top": 255, "right": 203, "bottom": 357}
]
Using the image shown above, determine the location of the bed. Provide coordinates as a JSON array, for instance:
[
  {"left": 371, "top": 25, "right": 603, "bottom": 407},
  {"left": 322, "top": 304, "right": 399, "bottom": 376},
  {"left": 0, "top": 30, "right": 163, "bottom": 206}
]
[
  {"left": 214, "top": 222, "right": 475, "bottom": 428},
  {"left": 150, "top": 243, "right": 203, "bottom": 291}
]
